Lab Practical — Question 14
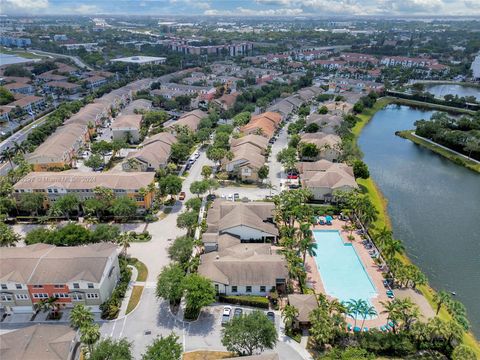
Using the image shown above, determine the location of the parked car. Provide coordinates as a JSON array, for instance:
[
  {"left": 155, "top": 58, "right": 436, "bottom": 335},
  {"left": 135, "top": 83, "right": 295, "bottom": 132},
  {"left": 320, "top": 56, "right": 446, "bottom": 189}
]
[
  {"left": 222, "top": 306, "right": 232, "bottom": 326},
  {"left": 266, "top": 311, "right": 275, "bottom": 323},
  {"left": 234, "top": 308, "right": 243, "bottom": 318},
  {"left": 227, "top": 194, "right": 234, "bottom": 201},
  {"left": 206, "top": 194, "right": 216, "bottom": 201},
  {"left": 179, "top": 192, "right": 186, "bottom": 200},
  {"left": 193, "top": 152, "right": 200, "bottom": 159},
  {"left": 233, "top": 193, "right": 239, "bottom": 201}
]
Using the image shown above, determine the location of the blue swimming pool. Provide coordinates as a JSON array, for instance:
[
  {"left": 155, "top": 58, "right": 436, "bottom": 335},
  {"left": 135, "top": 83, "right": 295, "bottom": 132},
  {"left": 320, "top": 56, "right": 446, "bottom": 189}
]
[{"left": 313, "top": 230, "right": 377, "bottom": 304}]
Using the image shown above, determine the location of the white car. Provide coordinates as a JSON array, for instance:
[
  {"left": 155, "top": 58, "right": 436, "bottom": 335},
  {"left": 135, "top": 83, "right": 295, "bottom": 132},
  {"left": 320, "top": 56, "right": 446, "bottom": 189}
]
[
  {"left": 223, "top": 306, "right": 232, "bottom": 317},
  {"left": 193, "top": 152, "right": 200, "bottom": 159},
  {"left": 227, "top": 194, "right": 234, "bottom": 201}
]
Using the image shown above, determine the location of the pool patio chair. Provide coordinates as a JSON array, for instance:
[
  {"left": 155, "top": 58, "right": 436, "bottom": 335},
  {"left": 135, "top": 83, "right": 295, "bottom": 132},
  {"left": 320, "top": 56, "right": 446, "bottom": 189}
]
[
  {"left": 347, "top": 324, "right": 353, "bottom": 331},
  {"left": 353, "top": 326, "right": 361, "bottom": 332},
  {"left": 388, "top": 321, "right": 396, "bottom": 328},
  {"left": 380, "top": 325, "right": 388, "bottom": 332},
  {"left": 363, "top": 327, "right": 369, "bottom": 332}
]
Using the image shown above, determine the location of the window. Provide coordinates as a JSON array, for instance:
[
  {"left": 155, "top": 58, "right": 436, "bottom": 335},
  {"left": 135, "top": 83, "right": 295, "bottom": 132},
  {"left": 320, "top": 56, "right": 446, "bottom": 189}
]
[
  {"left": 32, "top": 293, "right": 48, "bottom": 299},
  {"left": 260, "top": 286, "right": 266, "bottom": 293},
  {"left": 54, "top": 293, "right": 69, "bottom": 299},
  {"left": 86, "top": 293, "right": 99, "bottom": 299},
  {"left": 1, "top": 295, "right": 13, "bottom": 301},
  {"left": 246, "top": 286, "right": 252, "bottom": 293},
  {"left": 72, "top": 283, "right": 80, "bottom": 289},
  {"left": 214, "top": 284, "right": 219, "bottom": 293},
  {"left": 1, "top": 284, "right": 7, "bottom": 290},
  {"left": 71, "top": 293, "right": 83, "bottom": 301},
  {"left": 32, "top": 285, "right": 43, "bottom": 289},
  {"left": 87, "top": 283, "right": 94, "bottom": 289},
  {"left": 15, "top": 294, "right": 29, "bottom": 300},
  {"left": 231, "top": 286, "right": 237, "bottom": 293},
  {"left": 15, "top": 284, "right": 22, "bottom": 289},
  {"left": 54, "top": 284, "right": 64, "bottom": 289}
]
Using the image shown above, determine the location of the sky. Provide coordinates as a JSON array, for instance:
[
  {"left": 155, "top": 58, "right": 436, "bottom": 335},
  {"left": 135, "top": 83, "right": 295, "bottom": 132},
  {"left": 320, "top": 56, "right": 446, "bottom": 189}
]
[{"left": 2, "top": 0, "right": 480, "bottom": 17}]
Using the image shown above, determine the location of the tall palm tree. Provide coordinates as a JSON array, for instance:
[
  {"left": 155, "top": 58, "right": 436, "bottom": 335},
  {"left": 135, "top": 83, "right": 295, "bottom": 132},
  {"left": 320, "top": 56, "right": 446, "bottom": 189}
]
[
  {"left": 34, "top": 296, "right": 59, "bottom": 319},
  {"left": 282, "top": 304, "right": 299, "bottom": 331},
  {"left": 433, "top": 290, "right": 451, "bottom": 315},
  {"left": 80, "top": 323, "right": 101, "bottom": 356},
  {"left": 383, "top": 238, "right": 405, "bottom": 261},
  {"left": 374, "top": 226, "right": 392, "bottom": 248},
  {"left": 380, "top": 300, "right": 400, "bottom": 334},
  {"left": 117, "top": 232, "right": 132, "bottom": 257},
  {"left": 297, "top": 223, "right": 317, "bottom": 264},
  {"left": 265, "top": 181, "right": 277, "bottom": 196},
  {"left": 70, "top": 304, "right": 94, "bottom": 329},
  {"left": 360, "top": 305, "right": 377, "bottom": 330},
  {"left": 346, "top": 299, "right": 368, "bottom": 328},
  {"left": 12, "top": 141, "right": 27, "bottom": 155},
  {"left": 0, "top": 148, "right": 15, "bottom": 168}
]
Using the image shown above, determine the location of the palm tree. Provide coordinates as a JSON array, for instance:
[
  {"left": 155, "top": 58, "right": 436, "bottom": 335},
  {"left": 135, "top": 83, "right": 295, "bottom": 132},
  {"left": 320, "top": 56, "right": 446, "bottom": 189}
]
[
  {"left": 380, "top": 300, "right": 400, "bottom": 334},
  {"left": 35, "top": 296, "right": 59, "bottom": 319},
  {"left": 117, "top": 232, "right": 133, "bottom": 257},
  {"left": 80, "top": 323, "right": 100, "bottom": 355},
  {"left": 383, "top": 238, "right": 405, "bottom": 261},
  {"left": 374, "top": 226, "right": 392, "bottom": 248},
  {"left": 12, "top": 141, "right": 27, "bottom": 155},
  {"left": 282, "top": 304, "right": 299, "bottom": 331},
  {"left": 265, "top": 181, "right": 277, "bottom": 196},
  {"left": 297, "top": 223, "right": 317, "bottom": 264},
  {"left": 0, "top": 148, "right": 15, "bottom": 168},
  {"left": 70, "top": 304, "right": 94, "bottom": 329},
  {"left": 433, "top": 290, "right": 451, "bottom": 315},
  {"left": 360, "top": 305, "right": 377, "bottom": 330},
  {"left": 346, "top": 299, "right": 368, "bottom": 328}
]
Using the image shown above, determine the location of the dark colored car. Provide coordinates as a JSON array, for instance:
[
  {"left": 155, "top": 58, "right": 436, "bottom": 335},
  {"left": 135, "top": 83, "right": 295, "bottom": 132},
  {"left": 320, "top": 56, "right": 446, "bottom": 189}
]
[
  {"left": 179, "top": 192, "right": 186, "bottom": 200},
  {"left": 234, "top": 308, "right": 243, "bottom": 318},
  {"left": 266, "top": 311, "right": 275, "bottom": 323}
]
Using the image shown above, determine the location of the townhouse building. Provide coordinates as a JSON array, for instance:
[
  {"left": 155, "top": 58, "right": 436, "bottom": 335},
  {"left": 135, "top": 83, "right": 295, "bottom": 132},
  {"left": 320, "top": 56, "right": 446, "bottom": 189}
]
[
  {"left": 0, "top": 243, "right": 119, "bottom": 314},
  {"left": 3, "top": 82, "right": 34, "bottom": 95},
  {"left": 13, "top": 171, "right": 156, "bottom": 210},
  {"left": 198, "top": 200, "right": 287, "bottom": 296}
]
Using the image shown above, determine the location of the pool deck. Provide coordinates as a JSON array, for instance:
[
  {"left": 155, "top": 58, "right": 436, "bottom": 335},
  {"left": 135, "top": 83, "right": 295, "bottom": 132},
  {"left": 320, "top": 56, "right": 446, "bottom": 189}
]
[{"left": 306, "top": 218, "right": 391, "bottom": 330}]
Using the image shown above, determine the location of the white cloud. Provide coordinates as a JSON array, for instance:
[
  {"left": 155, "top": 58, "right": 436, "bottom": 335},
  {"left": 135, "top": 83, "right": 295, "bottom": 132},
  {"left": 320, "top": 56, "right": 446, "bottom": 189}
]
[
  {"left": 205, "top": 6, "right": 303, "bottom": 16},
  {"left": 4, "top": 0, "right": 49, "bottom": 9},
  {"left": 75, "top": 4, "right": 100, "bottom": 14}
]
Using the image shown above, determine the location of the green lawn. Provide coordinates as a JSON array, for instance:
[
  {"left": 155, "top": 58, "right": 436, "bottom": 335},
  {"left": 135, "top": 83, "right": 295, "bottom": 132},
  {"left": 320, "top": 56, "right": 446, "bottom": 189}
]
[
  {"left": 398, "top": 130, "right": 480, "bottom": 173},
  {"left": 126, "top": 285, "right": 143, "bottom": 315},
  {"left": 128, "top": 258, "right": 148, "bottom": 282}
]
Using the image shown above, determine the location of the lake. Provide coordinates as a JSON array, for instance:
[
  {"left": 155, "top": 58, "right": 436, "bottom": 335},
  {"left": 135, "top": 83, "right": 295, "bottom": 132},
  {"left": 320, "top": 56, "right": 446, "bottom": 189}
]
[
  {"left": 425, "top": 84, "right": 479, "bottom": 100},
  {"left": 358, "top": 104, "right": 480, "bottom": 337},
  {"left": 0, "top": 53, "right": 37, "bottom": 66}
]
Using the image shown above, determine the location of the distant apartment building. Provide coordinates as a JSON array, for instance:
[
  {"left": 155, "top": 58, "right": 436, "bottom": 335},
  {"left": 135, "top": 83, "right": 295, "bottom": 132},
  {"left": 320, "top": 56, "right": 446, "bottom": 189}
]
[
  {"left": 3, "top": 82, "right": 34, "bottom": 95},
  {"left": 0, "top": 243, "right": 120, "bottom": 314},
  {"left": 169, "top": 41, "right": 253, "bottom": 56},
  {"left": 380, "top": 56, "right": 447, "bottom": 71},
  {"left": 84, "top": 75, "right": 107, "bottom": 89},
  {"left": 0, "top": 36, "right": 31, "bottom": 47},
  {"left": 471, "top": 54, "right": 480, "bottom": 80},
  {"left": 61, "top": 42, "right": 98, "bottom": 51},
  {"left": 111, "top": 56, "right": 167, "bottom": 65},
  {"left": 53, "top": 34, "right": 68, "bottom": 41}
]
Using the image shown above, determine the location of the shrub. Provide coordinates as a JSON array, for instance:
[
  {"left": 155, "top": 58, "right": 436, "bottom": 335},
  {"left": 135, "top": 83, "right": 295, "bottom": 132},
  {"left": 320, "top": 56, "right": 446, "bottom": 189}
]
[
  {"left": 219, "top": 295, "right": 269, "bottom": 309},
  {"left": 100, "top": 257, "right": 132, "bottom": 319}
]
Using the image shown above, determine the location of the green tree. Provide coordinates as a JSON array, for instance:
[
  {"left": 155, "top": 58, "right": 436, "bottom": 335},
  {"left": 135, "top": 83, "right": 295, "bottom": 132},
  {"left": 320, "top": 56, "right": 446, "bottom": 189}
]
[
  {"left": 184, "top": 197, "right": 202, "bottom": 212},
  {"left": 70, "top": 304, "right": 94, "bottom": 329},
  {"left": 156, "top": 264, "right": 185, "bottom": 306},
  {"left": 352, "top": 159, "right": 370, "bottom": 179},
  {"left": 80, "top": 323, "right": 101, "bottom": 356},
  {"left": 222, "top": 310, "right": 277, "bottom": 356},
  {"left": 142, "top": 333, "right": 182, "bottom": 360},
  {"left": 276, "top": 147, "right": 297, "bottom": 172},
  {"left": 282, "top": 304, "right": 299, "bottom": 330},
  {"left": 323, "top": 347, "right": 375, "bottom": 360},
  {"left": 201, "top": 165, "right": 212, "bottom": 179},
  {"left": 168, "top": 235, "right": 194, "bottom": 266},
  {"left": 190, "top": 180, "right": 209, "bottom": 198},
  {"left": 91, "top": 140, "right": 112, "bottom": 162},
  {"left": 84, "top": 154, "right": 104, "bottom": 170},
  {"left": 299, "top": 142, "right": 319, "bottom": 159},
  {"left": 183, "top": 274, "right": 216, "bottom": 319},
  {"left": 451, "top": 344, "right": 477, "bottom": 360},
  {"left": 0, "top": 222, "right": 20, "bottom": 247},
  {"left": 433, "top": 290, "right": 451, "bottom": 315},
  {"left": 17, "top": 192, "right": 45, "bottom": 216},
  {"left": 318, "top": 105, "right": 328, "bottom": 114},
  {"left": 305, "top": 123, "right": 320, "bottom": 133},
  {"left": 0, "top": 86, "right": 15, "bottom": 105},
  {"left": 158, "top": 174, "right": 182, "bottom": 198},
  {"left": 258, "top": 165, "right": 269, "bottom": 181},
  {"left": 170, "top": 143, "right": 190, "bottom": 162},
  {"left": 89, "top": 338, "right": 133, "bottom": 360},
  {"left": 0, "top": 148, "right": 16, "bottom": 168},
  {"left": 49, "top": 193, "right": 80, "bottom": 219},
  {"left": 206, "top": 146, "right": 226, "bottom": 164},
  {"left": 117, "top": 232, "right": 134, "bottom": 256},
  {"left": 90, "top": 224, "right": 121, "bottom": 243},
  {"left": 176, "top": 211, "right": 198, "bottom": 232},
  {"left": 112, "top": 197, "right": 137, "bottom": 221},
  {"left": 24, "top": 227, "right": 53, "bottom": 245},
  {"left": 52, "top": 223, "right": 91, "bottom": 246}
]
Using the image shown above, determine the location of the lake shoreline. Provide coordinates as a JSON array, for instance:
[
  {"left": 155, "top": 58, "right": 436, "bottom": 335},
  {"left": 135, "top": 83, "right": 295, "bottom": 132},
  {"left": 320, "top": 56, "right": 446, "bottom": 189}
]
[
  {"left": 354, "top": 99, "right": 480, "bottom": 353},
  {"left": 396, "top": 130, "right": 480, "bottom": 174}
]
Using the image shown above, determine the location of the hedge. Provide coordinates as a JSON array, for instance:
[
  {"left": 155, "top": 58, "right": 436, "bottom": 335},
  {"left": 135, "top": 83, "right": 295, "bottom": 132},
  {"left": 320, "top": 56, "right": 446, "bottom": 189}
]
[{"left": 218, "top": 295, "right": 269, "bottom": 309}]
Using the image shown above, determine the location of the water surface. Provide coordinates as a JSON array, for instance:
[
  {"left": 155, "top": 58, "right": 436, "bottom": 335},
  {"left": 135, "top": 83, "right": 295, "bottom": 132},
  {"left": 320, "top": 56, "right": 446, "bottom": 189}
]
[
  {"left": 358, "top": 104, "right": 480, "bottom": 336},
  {"left": 425, "top": 84, "right": 479, "bottom": 100}
]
